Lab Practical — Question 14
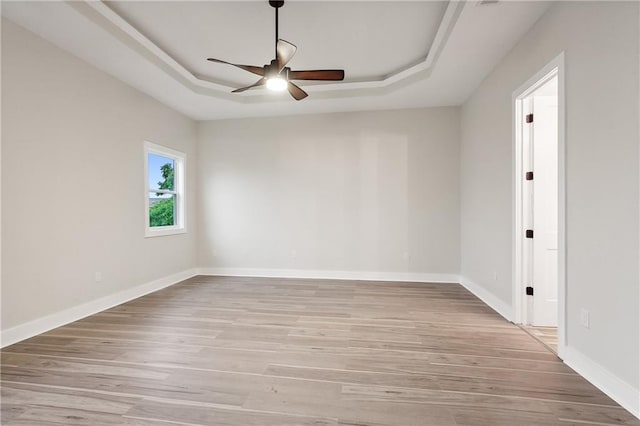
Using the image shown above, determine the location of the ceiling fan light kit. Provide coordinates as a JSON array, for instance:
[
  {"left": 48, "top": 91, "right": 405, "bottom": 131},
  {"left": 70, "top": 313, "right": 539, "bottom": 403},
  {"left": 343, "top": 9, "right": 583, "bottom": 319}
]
[
  {"left": 206, "top": 0, "right": 344, "bottom": 101},
  {"left": 266, "top": 76, "right": 288, "bottom": 91}
]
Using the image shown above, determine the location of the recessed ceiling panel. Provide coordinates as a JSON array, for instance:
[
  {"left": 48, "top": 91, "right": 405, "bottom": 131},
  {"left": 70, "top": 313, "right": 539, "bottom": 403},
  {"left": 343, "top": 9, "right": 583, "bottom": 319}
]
[
  {"left": 105, "top": 1, "right": 448, "bottom": 87},
  {"left": 2, "top": 1, "right": 553, "bottom": 119}
]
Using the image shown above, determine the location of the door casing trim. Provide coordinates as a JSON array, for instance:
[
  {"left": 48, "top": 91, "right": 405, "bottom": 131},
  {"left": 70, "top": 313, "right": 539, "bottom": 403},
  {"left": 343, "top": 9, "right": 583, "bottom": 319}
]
[{"left": 512, "top": 52, "right": 566, "bottom": 359}]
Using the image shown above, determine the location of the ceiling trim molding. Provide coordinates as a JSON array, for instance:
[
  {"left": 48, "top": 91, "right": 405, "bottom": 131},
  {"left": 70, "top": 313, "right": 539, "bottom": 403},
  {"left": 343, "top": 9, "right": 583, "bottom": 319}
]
[{"left": 67, "top": 0, "right": 465, "bottom": 103}]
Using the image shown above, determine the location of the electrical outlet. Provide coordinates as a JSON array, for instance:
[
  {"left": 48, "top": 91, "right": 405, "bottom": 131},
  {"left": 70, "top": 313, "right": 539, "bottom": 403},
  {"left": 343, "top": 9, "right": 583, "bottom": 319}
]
[
  {"left": 493, "top": 271, "right": 498, "bottom": 281},
  {"left": 95, "top": 272, "right": 102, "bottom": 283},
  {"left": 580, "top": 308, "right": 590, "bottom": 329}
]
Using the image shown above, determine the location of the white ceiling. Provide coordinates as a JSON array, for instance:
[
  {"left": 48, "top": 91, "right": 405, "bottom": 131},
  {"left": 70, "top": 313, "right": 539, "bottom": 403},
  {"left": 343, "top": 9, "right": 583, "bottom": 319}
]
[
  {"left": 1, "top": 1, "right": 552, "bottom": 120},
  {"left": 106, "top": 1, "right": 448, "bottom": 86}
]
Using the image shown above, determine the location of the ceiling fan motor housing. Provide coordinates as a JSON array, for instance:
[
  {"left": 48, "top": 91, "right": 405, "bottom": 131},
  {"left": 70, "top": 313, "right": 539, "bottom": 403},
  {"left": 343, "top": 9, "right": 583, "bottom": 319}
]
[{"left": 266, "top": 59, "right": 289, "bottom": 77}]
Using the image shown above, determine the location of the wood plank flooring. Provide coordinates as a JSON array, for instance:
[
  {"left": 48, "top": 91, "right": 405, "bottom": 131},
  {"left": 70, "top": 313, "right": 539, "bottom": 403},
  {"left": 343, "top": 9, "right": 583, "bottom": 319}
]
[
  {"left": 1, "top": 276, "right": 638, "bottom": 425},
  {"left": 523, "top": 326, "right": 558, "bottom": 353}
]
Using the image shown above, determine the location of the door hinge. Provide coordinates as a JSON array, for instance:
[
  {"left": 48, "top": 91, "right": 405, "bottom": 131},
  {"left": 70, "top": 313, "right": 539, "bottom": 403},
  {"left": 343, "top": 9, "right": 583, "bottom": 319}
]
[
  {"left": 526, "top": 286, "right": 534, "bottom": 296},
  {"left": 525, "top": 171, "right": 533, "bottom": 180},
  {"left": 526, "top": 229, "right": 534, "bottom": 238},
  {"left": 525, "top": 113, "right": 534, "bottom": 123}
]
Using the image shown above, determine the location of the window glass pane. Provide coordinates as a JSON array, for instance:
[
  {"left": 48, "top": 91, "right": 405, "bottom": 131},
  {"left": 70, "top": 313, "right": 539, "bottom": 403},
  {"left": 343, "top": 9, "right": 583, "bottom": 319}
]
[
  {"left": 148, "top": 153, "right": 175, "bottom": 191},
  {"left": 149, "top": 193, "right": 175, "bottom": 227}
]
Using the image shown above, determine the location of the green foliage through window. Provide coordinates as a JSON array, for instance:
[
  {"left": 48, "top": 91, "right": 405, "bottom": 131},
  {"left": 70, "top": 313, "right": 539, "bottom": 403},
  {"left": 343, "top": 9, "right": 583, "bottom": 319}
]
[
  {"left": 149, "top": 197, "right": 174, "bottom": 227},
  {"left": 150, "top": 162, "right": 175, "bottom": 227},
  {"left": 157, "top": 163, "right": 174, "bottom": 193}
]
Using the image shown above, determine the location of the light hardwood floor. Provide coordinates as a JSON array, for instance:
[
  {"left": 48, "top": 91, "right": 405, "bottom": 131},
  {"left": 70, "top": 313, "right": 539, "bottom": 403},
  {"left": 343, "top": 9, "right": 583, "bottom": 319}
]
[
  {"left": 1, "top": 276, "right": 638, "bottom": 425},
  {"left": 523, "top": 326, "right": 558, "bottom": 354}
]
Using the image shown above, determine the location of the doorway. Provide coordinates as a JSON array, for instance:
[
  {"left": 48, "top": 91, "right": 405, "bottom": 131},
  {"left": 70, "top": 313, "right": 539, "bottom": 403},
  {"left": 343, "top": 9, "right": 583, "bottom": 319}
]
[{"left": 513, "top": 54, "right": 566, "bottom": 358}]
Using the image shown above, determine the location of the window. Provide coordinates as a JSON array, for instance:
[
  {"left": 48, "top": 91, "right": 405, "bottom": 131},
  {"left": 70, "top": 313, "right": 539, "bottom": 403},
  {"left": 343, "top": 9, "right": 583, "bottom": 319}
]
[{"left": 144, "top": 141, "right": 186, "bottom": 237}]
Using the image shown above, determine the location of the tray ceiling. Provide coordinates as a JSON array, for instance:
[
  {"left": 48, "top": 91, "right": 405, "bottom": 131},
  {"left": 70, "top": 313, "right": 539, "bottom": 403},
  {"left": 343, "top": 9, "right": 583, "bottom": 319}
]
[
  {"left": 1, "top": 1, "right": 552, "bottom": 120},
  {"left": 106, "top": 1, "right": 449, "bottom": 87}
]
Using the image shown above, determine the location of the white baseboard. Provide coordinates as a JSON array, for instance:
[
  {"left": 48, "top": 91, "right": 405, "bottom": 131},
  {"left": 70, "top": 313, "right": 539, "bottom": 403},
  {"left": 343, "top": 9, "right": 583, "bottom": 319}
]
[
  {"left": 0, "top": 268, "right": 198, "bottom": 348},
  {"left": 459, "top": 276, "right": 514, "bottom": 322},
  {"left": 197, "top": 267, "right": 460, "bottom": 284},
  {"left": 563, "top": 346, "right": 640, "bottom": 419}
]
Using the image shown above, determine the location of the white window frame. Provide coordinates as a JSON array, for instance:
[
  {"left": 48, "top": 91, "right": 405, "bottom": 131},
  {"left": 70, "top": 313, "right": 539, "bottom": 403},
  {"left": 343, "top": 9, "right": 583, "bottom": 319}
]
[{"left": 144, "top": 141, "right": 186, "bottom": 238}]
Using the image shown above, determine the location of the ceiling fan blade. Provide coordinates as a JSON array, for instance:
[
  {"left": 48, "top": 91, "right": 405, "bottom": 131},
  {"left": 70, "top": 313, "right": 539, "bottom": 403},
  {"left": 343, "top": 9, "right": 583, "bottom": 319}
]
[
  {"left": 287, "top": 81, "right": 308, "bottom": 101},
  {"left": 276, "top": 39, "right": 297, "bottom": 71},
  {"left": 207, "top": 58, "right": 265, "bottom": 77},
  {"left": 232, "top": 78, "right": 267, "bottom": 93},
  {"left": 289, "top": 70, "right": 345, "bottom": 81}
]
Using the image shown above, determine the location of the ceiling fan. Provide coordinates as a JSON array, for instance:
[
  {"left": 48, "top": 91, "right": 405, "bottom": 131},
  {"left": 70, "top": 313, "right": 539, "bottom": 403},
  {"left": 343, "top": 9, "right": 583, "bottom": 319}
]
[{"left": 206, "top": 0, "right": 345, "bottom": 101}]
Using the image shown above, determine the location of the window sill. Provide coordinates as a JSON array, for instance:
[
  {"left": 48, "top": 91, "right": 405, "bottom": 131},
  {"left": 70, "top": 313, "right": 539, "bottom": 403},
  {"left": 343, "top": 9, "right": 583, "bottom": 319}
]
[{"left": 145, "top": 227, "right": 187, "bottom": 238}]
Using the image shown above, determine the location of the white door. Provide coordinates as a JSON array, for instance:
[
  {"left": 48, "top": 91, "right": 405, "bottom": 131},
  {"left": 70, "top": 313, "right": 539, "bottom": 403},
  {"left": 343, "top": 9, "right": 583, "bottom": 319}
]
[{"left": 530, "top": 77, "right": 559, "bottom": 326}]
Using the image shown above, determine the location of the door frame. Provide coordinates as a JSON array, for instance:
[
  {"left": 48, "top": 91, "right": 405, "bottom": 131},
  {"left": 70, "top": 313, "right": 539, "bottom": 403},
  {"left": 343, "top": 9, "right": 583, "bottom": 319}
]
[{"left": 512, "top": 52, "right": 566, "bottom": 358}]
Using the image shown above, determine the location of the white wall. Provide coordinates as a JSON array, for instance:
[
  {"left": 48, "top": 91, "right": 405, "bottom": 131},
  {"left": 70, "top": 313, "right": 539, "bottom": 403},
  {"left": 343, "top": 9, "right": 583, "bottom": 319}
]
[
  {"left": 460, "top": 0, "right": 639, "bottom": 408},
  {"left": 197, "top": 108, "right": 460, "bottom": 279},
  {"left": 1, "top": 19, "right": 197, "bottom": 333}
]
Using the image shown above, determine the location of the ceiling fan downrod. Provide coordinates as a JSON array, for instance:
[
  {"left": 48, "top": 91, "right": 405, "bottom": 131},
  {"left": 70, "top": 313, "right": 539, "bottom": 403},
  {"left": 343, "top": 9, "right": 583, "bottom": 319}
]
[{"left": 270, "top": 1, "right": 285, "bottom": 59}]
